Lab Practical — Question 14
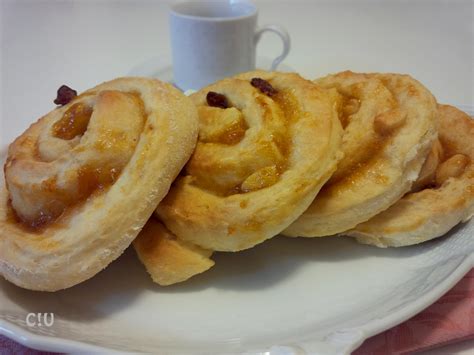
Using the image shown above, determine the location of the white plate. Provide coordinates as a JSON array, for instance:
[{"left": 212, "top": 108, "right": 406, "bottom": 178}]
[{"left": 1, "top": 88, "right": 473, "bottom": 355}]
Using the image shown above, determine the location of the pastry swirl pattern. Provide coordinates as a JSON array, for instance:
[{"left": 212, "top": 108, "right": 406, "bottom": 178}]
[
  {"left": 349, "top": 105, "right": 474, "bottom": 246},
  {"left": 6, "top": 90, "right": 145, "bottom": 228},
  {"left": 157, "top": 71, "right": 343, "bottom": 251},
  {"left": 0, "top": 77, "right": 198, "bottom": 291},
  {"left": 284, "top": 71, "right": 439, "bottom": 237}
]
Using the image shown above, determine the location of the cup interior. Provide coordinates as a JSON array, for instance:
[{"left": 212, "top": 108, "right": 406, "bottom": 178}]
[{"left": 171, "top": 0, "right": 256, "bottom": 20}]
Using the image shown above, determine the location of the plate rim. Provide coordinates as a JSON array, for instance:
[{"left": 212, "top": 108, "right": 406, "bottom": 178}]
[{"left": 0, "top": 255, "right": 472, "bottom": 354}]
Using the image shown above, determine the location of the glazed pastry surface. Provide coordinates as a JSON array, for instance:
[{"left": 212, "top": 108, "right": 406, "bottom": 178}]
[
  {"left": 0, "top": 77, "right": 198, "bottom": 291},
  {"left": 157, "top": 71, "right": 343, "bottom": 251},
  {"left": 284, "top": 71, "right": 439, "bottom": 237},
  {"left": 348, "top": 105, "right": 474, "bottom": 247}
]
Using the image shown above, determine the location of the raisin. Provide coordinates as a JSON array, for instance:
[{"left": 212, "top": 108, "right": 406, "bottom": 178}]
[
  {"left": 54, "top": 85, "right": 77, "bottom": 106},
  {"left": 206, "top": 91, "right": 229, "bottom": 109},
  {"left": 250, "top": 78, "right": 277, "bottom": 96}
]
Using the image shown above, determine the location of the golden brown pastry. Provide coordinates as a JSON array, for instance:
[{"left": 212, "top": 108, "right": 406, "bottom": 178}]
[
  {"left": 156, "top": 71, "right": 343, "bottom": 252},
  {"left": 283, "top": 71, "right": 439, "bottom": 237},
  {"left": 0, "top": 77, "right": 198, "bottom": 291},
  {"left": 348, "top": 105, "right": 474, "bottom": 247},
  {"left": 133, "top": 218, "right": 214, "bottom": 285}
]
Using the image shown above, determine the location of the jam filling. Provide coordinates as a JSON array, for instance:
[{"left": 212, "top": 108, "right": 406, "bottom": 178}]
[{"left": 52, "top": 103, "right": 93, "bottom": 140}]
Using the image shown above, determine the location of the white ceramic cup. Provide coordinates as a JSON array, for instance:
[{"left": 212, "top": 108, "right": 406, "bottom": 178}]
[{"left": 169, "top": 0, "right": 291, "bottom": 90}]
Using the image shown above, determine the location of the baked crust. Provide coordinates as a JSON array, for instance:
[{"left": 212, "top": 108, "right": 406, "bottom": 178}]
[
  {"left": 284, "top": 71, "right": 438, "bottom": 237},
  {"left": 133, "top": 218, "right": 214, "bottom": 285},
  {"left": 348, "top": 105, "right": 474, "bottom": 247},
  {"left": 157, "top": 71, "right": 343, "bottom": 251},
  {"left": 0, "top": 77, "right": 198, "bottom": 291}
]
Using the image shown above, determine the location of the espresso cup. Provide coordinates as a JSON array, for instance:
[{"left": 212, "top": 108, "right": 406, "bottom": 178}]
[{"left": 170, "top": 0, "right": 291, "bottom": 90}]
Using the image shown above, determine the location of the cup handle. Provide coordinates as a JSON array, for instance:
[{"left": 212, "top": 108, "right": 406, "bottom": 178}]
[{"left": 254, "top": 24, "right": 291, "bottom": 70}]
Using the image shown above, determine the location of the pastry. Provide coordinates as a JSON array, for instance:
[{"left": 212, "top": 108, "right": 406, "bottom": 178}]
[
  {"left": 284, "top": 71, "right": 439, "bottom": 237},
  {"left": 156, "top": 71, "right": 343, "bottom": 251},
  {"left": 348, "top": 105, "right": 474, "bottom": 247},
  {"left": 0, "top": 77, "right": 198, "bottom": 291},
  {"left": 133, "top": 218, "right": 214, "bottom": 285}
]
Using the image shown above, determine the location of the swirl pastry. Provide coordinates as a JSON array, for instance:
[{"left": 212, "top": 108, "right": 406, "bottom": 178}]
[
  {"left": 156, "top": 71, "right": 343, "bottom": 251},
  {"left": 284, "top": 71, "right": 438, "bottom": 237},
  {"left": 0, "top": 77, "right": 198, "bottom": 291},
  {"left": 348, "top": 105, "right": 474, "bottom": 247}
]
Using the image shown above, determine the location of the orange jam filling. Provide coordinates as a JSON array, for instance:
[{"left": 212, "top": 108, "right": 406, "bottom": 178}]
[
  {"left": 231, "top": 90, "right": 294, "bottom": 195},
  {"left": 197, "top": 106, "right": 248, "bottom": 146},
  {"left": 213, "top": 119, "right": 248, "bottom": 145},
  {"left": 77, "top": 165, "right": 120, "bottom": 198},
  {"left": 52, "top": 103, "right": 93, "bottom": 140},
  {"left": 8, "top": 91, "right": 146, "bottom": 231},
  {"left": 8, "top": 165, "right": 121, "bottom": 232},
  {"left": 273, "top": 90, "right": 300, "bottom": 123},
  {"left": 188, "top": 89, "right": 295, "bottom": 197},
  {"left": 240, "top": 165, "right": 281, "bottom": 193},
  {"left": 323, "top": 136, "right": 386, "bottom": 194},
  {"left": 268, "top": 89, "right": 295, "bottom": 168}
]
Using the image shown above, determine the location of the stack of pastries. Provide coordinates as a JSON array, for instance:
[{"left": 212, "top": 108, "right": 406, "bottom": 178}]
[{"left": 0, "top": 71, "right": 472, "bottom": 291}]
